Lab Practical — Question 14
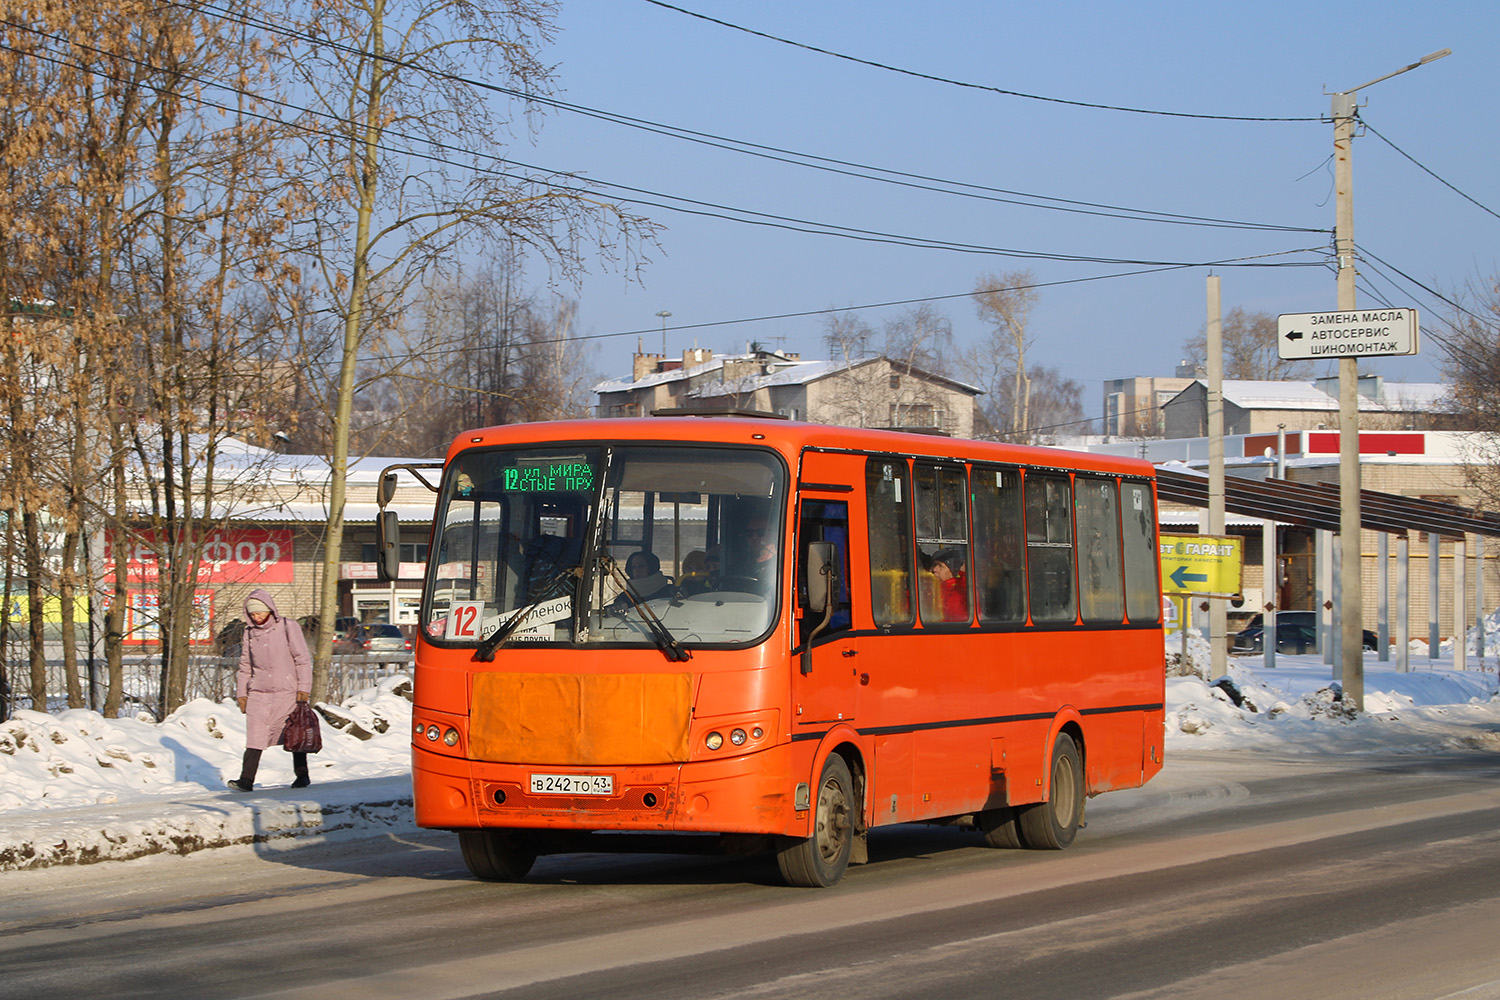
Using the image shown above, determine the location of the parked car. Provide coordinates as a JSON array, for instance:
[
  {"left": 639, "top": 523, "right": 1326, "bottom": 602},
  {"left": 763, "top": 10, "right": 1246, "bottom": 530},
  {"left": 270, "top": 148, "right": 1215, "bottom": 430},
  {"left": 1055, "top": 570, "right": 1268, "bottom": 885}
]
[
  {"left": 1232, "top": 610, "right": 1377, "bottom": 653},
  {"left": 213, "top": 619, "right": 245, "bottom": 657},
  {"left": 336, "top": 622, "right": 412, "bottom": 655}
]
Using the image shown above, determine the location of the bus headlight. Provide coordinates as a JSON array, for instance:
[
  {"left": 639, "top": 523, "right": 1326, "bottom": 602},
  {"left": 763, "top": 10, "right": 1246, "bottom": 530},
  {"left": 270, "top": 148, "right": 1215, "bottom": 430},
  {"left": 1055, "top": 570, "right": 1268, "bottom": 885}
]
[
  {"left": 443, "top": 728, "right": 460, "bottom": 746},
  {"left": 426, "top": 725, "right": 440, "bottom": 741},
  {"left": 730, "top": 728, "right": 747, "bottom": 746},
  {"left": 705, "top": 731, "right": 724, "bottom": 751}
]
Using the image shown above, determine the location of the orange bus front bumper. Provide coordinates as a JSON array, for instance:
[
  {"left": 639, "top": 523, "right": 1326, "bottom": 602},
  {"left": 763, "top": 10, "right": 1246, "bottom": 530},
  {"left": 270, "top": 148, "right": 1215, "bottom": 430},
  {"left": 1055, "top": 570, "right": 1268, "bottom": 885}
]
[{"left": 413, "top": 741, "right": 804, "bottom": 837}]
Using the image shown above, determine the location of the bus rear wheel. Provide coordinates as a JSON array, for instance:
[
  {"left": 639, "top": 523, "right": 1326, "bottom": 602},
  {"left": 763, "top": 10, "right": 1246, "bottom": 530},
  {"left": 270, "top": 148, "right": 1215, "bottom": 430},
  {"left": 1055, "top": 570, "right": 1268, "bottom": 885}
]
[
  {"left": 459, "top": 830, "right": 537, "bottom": 881},
  {"left": 977, "top": 806, "right": 1023, "bottom": 848},
  {"left": 1018, "top": 733, "right": 1083, "bottom": 850},
  {"left": 777, "top": 754, "right": 854, "bottom": 887}
]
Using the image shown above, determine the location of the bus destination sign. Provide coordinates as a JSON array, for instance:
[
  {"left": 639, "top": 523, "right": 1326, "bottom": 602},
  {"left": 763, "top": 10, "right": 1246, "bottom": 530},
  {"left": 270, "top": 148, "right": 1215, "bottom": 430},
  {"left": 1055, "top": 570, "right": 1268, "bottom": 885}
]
[
  {"left": 1277, "top": 308, "right": 1419, "bottom": 361},
  {"left": 502, "top": 461, "right": 595, "bottom": 493}
]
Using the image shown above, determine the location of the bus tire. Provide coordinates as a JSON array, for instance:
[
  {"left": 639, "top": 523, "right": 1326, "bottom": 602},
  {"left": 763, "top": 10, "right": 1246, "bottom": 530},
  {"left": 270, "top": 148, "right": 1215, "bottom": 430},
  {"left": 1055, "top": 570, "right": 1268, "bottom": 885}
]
[
  {"left": 1018, "top": 733, "right": 1083, "bottom": 850},
  {"left": 776, "top": 754, "right": 854, "bottom": 887},
  {"left": 459, "top": 830, "right": 537, "bottom": 881},
  {"left": 977, "top": 806, "right": 1023, "bottom": 849}
]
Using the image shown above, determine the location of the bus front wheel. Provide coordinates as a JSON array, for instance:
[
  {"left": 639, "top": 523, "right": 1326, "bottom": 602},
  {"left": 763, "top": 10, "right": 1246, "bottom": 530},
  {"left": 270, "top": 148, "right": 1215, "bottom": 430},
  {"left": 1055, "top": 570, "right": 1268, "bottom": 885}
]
[
  {"left": 777, "top": 754, "right": 854, "bottom": 887},
  {"left": 1018, "top": 733, "right": 1083, "bottom": 850},
  {"left": 459, "top": 830, "right": 537, "bottom": 881}
]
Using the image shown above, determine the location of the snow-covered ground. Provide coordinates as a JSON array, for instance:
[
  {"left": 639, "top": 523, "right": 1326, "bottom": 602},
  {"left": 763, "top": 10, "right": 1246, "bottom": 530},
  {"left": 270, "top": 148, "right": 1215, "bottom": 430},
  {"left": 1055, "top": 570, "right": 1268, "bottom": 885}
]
[
  {"left": 2, "top": 642, "right": 1498, "bottom": 872},
  {"left": 0, "top": 676, "right": 418, "bottom": 871}
]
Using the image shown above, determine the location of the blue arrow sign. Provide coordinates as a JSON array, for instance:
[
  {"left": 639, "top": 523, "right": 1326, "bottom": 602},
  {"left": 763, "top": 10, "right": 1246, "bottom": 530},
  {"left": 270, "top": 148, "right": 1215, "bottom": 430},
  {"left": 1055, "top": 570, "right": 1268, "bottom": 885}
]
[{"left": 1170, "top": 565, "right": 1208, "bottom": 590}]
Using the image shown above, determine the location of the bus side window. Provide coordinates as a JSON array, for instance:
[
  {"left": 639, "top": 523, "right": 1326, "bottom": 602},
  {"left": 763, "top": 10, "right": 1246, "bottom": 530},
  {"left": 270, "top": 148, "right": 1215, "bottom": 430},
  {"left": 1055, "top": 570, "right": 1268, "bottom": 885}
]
[
  {"left": 1121, "top": 481, "right": 1162, "bottom": 623},
  {"left": 913, "top": 462, "right": 971, "bottom": 624},
  {"left": 973, "top": 466, "right": 1026, "bottom": 623},
  {"left": 1025, "top": 474, "right": 1076, "bottom": 623},
  {"left": 1075, "top": 477, "right": 1125, "bottom": 623},
  {"left": 865, "top": 458, "right": 913, "bottom": 625},
  {"left": 797, "top": 499, "right": 853, "bottom": 646}
]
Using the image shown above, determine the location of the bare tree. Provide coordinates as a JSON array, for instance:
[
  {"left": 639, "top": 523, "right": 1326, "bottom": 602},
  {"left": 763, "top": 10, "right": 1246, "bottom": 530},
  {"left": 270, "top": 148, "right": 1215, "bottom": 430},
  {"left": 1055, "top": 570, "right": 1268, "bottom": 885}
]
[
  {"left": 978, "top": 364, "right": 1090, "bottom": 442},
  {"left": 814, "top": 306, "right": 964, "bottom": 433},
  {"left": 289, "top": 0, "right": 655, "bottom": 699},
  {"left": 1182, "top": 307, "right": 1314, "bottom": 381},
  {"left": 1438, "top": 276, "right": 1500, "bottom": 509},
  {"left": 969, "top": 270, "right": 1040, "bottom": 442},
  {"left": 367, "top": 265, "right": 594, "bottom": 456}
]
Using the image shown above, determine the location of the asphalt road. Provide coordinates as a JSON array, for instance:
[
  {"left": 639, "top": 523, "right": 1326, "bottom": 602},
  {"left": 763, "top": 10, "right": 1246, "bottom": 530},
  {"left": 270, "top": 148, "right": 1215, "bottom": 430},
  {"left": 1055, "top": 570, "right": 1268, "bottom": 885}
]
[{"left": 4, "top": 749, "right": 1500, "bottom": 1000}]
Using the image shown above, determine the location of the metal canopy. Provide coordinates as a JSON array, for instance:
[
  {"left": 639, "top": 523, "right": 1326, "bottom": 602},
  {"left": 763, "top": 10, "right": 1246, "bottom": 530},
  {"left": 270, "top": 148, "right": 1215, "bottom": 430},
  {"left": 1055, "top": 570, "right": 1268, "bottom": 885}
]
[{"left": 1155, "top": 468, "right": 1500, "bottom": 539}]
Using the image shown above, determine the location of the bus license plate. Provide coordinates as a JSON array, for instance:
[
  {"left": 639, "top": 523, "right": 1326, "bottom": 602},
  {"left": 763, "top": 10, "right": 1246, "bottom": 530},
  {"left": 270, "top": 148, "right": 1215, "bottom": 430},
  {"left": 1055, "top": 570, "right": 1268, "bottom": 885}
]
[{"left": 529, "top": 773, "right": 613, "bottom": 796}]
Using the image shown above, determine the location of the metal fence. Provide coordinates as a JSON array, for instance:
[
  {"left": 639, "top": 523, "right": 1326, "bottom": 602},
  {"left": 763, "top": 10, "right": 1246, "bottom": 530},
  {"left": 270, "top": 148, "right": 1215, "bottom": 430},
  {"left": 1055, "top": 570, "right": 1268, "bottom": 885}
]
[{"left": 2, "top": 649, "right": 413, "bottom": 720}]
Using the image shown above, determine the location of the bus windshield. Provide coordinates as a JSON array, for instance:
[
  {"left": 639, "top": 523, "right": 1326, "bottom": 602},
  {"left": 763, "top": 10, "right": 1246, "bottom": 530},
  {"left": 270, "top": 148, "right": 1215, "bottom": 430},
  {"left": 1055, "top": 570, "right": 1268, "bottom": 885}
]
[{"left": 423, "top": 443, "right": 786, "bottom": 650}]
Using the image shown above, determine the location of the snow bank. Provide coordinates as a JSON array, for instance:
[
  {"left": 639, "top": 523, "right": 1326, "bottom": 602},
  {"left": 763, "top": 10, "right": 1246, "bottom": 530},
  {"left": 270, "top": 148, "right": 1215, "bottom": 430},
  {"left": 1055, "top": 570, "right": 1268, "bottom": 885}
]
[
  {"left": 0, "top": 676, "right": 413, "bottom": 813},
  {"left": 1166, "top": 656, "right": 1500, "bottom": 753},
  {"left": 0, "top": 676, "right": 416, "bottom": 871}
]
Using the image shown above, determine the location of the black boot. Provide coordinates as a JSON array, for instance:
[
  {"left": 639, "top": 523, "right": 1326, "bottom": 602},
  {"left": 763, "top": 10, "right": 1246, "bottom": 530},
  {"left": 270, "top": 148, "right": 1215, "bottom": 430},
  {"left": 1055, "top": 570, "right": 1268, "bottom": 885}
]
[
  {"left": 228, "top": 748, "right": 261, "bottom": 792},
  {"left": 290, "top": 751, "right": 310, "bottom": 789}
]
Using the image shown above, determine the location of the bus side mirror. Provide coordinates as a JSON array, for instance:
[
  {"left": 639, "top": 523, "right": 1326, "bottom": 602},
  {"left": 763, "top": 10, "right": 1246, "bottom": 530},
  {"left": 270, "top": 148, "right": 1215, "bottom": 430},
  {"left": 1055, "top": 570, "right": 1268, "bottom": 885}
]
[
  {"left": 377, "top": 472, "right": 399, "bottom": 507},
  {"left": 376, "top": 510, "right": 401, "bottom": 582},
  {"left": 800, "top": 542, "right": 836, "bottom": 676},
  {"left": 805, "top": 542, "right": 834, "bottom": 614}
]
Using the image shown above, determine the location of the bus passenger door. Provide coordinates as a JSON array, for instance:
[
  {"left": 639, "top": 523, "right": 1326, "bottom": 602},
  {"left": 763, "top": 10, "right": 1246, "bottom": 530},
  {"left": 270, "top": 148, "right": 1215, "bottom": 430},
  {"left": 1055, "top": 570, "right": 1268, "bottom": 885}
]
[{"left": 792, "top": 498, "right": 860, "bottom": 729}]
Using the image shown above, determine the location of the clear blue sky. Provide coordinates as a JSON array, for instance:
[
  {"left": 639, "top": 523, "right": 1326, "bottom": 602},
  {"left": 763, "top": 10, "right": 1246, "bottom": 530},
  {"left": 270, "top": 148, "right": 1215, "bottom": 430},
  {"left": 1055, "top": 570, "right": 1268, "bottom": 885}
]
[{"left": 513, "top": 1, "right": 1496, "bottom": 413}]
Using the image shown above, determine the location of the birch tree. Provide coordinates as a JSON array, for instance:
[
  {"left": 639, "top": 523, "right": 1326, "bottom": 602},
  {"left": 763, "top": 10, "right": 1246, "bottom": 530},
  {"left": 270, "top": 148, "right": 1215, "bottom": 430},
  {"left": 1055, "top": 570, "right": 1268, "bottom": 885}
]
[
  {"left": 970, "top": 270, "right": 1039, "bottom": 442},
  {"left": 292, "top": 0, "right": 653, "bottom": 699}
]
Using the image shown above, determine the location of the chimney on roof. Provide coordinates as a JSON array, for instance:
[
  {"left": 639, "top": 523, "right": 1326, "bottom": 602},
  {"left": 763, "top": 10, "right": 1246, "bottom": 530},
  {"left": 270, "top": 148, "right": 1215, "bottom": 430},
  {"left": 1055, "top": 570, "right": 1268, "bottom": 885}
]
[{"left": 633, "top": 351, "right": 666, "bottom": 381}]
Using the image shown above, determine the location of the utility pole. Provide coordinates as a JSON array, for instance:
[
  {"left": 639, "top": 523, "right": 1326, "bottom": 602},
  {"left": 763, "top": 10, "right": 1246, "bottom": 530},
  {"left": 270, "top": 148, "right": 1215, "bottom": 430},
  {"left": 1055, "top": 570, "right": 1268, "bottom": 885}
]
[
  {"left": 1207, "top": 276, "right": 1226, "bottom": 680},
  {"left": 1329, "top": 48, "right": 1450, "bottom": 713},
  {"left": 1331, "top": 87, "right": 1363, "bottom": 710}
]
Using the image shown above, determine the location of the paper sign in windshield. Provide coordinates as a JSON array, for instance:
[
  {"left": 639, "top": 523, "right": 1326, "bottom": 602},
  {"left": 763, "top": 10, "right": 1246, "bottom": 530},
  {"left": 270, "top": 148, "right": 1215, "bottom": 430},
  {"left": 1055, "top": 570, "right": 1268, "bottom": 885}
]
[{"left": 509, "top": 596, "right": 572, "bottom": 642}]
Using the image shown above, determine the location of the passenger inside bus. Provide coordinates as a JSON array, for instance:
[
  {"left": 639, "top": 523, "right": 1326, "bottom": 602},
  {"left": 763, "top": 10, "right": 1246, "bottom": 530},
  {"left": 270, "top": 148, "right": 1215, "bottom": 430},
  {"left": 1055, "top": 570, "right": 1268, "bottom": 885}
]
[
  {"left": 930, "top": 547, "right": 971, "bottom": 622},
  {"left": 609, "top": 550, "right": 674, "bottom": 610},
  {"left": 678, "top": 550, "right": 711, "bottom": 596}
]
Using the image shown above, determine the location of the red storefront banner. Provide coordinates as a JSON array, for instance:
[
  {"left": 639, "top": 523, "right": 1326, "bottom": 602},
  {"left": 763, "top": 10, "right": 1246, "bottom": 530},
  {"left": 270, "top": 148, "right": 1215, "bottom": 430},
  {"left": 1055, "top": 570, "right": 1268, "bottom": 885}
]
[{"left": 106, "top": 528, "right": 295, "bottom": 584}]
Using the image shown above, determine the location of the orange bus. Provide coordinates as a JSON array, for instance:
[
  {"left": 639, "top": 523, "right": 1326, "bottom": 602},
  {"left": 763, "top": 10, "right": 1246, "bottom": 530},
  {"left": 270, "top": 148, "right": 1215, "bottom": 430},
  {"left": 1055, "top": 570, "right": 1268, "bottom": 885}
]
[{"left": 380, "top": 416, "right": 1165, "bottom": 887}]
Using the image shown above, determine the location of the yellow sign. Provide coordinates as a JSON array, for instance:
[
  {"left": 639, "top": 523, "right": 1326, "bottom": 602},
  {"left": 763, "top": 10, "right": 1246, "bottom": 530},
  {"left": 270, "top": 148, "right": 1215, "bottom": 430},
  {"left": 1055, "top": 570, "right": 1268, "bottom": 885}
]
[{"left": 1159, "top": 534, "right": 1243, "bottom": 596}]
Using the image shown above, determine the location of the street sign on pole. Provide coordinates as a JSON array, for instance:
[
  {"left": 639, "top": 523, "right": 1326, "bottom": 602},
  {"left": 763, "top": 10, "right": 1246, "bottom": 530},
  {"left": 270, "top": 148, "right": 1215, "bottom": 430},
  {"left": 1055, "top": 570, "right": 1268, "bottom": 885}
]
[
  {"left": 1159, "top": 534, "right": 1243, "bottom": 598},
  {"left": 1277, "top": 308, "right": 1419, "bottom": 361}
]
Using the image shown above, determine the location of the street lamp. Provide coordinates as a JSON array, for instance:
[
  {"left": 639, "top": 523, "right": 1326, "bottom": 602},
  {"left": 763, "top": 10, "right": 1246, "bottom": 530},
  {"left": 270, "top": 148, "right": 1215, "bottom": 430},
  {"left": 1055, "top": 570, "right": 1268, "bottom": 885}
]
[
  {"left": 655, "top": 310, "right": 672, "bottom": 356},
  {"left": 1329, "top": 48, "right": 1450, "bottom": 712}
]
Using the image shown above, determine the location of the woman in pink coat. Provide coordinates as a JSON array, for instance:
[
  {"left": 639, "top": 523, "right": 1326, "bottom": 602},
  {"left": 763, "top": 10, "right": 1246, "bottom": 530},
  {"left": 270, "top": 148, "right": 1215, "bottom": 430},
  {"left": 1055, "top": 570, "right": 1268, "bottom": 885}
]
[{"left": 229, "top": 589, "right": 313, "bottom": 791}]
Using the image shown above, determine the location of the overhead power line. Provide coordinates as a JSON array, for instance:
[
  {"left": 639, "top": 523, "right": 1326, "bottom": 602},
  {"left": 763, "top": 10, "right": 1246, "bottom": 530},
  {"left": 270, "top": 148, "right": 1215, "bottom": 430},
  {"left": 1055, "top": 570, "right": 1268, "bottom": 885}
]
[
  {"left": 1360, "top": 118, "right": 1500, "bottom": 222},
  {"left": 171, "top": 0, "right": 1319, "bottom": 236},
  {"left": 335, "top": 254, "right": 1327, "bottom": 370},
  {"left": 642, "top": 0, "right": 1321, "bottom": 123},
  {"left": 0, "top": 27, "right": 1326, "bottom": 269}
]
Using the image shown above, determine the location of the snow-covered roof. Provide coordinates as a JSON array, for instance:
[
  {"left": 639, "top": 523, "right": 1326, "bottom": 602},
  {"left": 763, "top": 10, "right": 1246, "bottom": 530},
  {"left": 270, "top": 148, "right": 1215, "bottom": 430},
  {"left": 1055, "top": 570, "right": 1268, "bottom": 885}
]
[
  {"left": 594, "top": 353, "right": 983, "bottom": 397},
  {"left": 591, "top": 351, "right": 776, "bottom": 395},
  {"left": 686, "top": 358, "right": 848, "bottom": 398},
  {"left": 1168, "top": 379, "right": 1451, "bottom": 413}
]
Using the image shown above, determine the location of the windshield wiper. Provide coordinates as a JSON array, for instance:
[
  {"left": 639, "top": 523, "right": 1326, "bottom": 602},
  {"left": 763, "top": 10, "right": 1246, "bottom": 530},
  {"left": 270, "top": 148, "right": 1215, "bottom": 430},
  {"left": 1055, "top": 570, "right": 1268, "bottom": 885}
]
[
  {"left": 604, "top": 558, "right": 692, "bottom": 663},
  {"left": 473, "top": 567, "right": 579, "bottom": 662}
]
